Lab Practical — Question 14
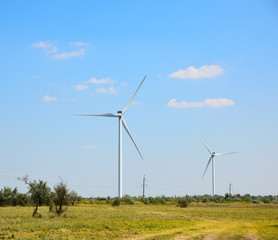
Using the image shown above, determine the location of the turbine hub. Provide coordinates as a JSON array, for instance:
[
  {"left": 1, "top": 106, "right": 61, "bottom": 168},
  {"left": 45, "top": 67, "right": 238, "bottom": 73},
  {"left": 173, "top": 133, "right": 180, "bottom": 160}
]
[{"left": 117, "top": 111, "right": 122, "bottom": 116}]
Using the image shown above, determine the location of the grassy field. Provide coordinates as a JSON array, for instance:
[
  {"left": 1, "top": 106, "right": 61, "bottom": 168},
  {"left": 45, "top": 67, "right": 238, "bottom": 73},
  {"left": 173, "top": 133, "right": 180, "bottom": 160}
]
[{"left": 0, "top": 203, "right": 278, "bottom": 239}]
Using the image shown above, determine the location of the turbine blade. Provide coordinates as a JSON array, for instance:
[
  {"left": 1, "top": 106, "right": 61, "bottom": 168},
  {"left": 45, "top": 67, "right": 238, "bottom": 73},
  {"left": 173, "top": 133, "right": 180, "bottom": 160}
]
[
  {"left": 122, "top": 75, "right": 147, "bottom": 114},
  {"left": 214, "top": 152, "right": 237, "bottom": 156},
  {"left": 202, "top": 156, "right": 213, "bottom": 179},
  {"left": 73, "top": 113, "right": 118, "bottom": 117},
  {"left": 122, "top": 118, "right": 143, "bottom": 159},
  {"left": 199, "top": 137, "right": 212, "bottom": 154}
]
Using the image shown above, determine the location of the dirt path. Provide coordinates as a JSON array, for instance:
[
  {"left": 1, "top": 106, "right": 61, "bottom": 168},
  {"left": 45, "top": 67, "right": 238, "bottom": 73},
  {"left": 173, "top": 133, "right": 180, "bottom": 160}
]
[{"left": 125, "top": 211, "right": 259, "bottom": 240}]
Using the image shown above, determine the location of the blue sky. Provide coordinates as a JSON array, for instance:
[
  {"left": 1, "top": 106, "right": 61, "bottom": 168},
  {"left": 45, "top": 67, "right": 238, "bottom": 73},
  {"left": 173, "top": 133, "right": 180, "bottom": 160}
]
[{"left": 1, "top": 1, "right": 278, "bottom": 197}]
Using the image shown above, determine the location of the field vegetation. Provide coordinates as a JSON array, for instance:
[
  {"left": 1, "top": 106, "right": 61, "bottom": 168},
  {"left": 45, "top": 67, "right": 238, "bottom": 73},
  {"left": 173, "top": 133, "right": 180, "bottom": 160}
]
[
  {"left": 1, "top": 199, "right": 278, "bottom": 239},
  {"left": 1, "top": 180, "right": 278, "bottom": 239}
]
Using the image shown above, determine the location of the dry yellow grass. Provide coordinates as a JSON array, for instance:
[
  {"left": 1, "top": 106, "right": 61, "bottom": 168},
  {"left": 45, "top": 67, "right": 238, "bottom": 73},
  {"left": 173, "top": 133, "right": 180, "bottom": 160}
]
[{"left": 0, "top": 203, "right": 277, "bottom": 239}]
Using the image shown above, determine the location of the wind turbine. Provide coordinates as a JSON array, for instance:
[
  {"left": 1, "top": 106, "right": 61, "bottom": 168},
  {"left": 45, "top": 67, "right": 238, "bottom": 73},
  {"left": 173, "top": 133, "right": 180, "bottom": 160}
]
[
  {"left": 199, "top": 137, "right": 236, "bottom": 196},
  {"left": 74, "top": 75, "right": 146, "bottom": 198}
]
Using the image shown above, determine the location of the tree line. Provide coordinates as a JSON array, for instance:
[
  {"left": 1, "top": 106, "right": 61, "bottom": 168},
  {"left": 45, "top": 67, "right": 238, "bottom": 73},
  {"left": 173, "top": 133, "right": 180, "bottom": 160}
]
[
  {"left": 1, "top": 177, "right": 277, "bottom": 214},
  {"left": 0, "top": 176, "right": 81, "bottom": 217},
  {"left": 90, "top": 194, "right": 278, "bottom": 205}
]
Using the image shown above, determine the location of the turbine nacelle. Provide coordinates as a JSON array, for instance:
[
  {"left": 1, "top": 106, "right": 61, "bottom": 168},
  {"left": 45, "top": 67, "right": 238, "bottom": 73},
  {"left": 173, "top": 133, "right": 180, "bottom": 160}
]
[{"left": 117, "top": 111, "right": 123, "bottom": 117}]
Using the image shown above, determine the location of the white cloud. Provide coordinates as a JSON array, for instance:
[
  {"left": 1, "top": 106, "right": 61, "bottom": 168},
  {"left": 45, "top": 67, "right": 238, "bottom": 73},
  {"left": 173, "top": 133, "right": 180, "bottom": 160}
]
[
  {"left": 95, "top": 86, "right": 118, "bottom": 94},
  {"left": 121, "top": 82, "right": 128, "bottom": 87},
  {"left": 33, "top": 41, "right": 89, "bottom": 60},
  {"left": 51, "top": 48, "right": 85, "bottom": 60},
  {"left": 204, "top": 98, "right": 234, "bottom": 108},
  {"left": 169, "top": 65, "right": 224, "bottom": 79},
  {"left": 168, "top": 99, "right": 204, "bottom": 108},
  {"left": 32, "top": 41, "right": 51, "bottom": 48},
  {"left": 42, "top": 95, "right": 57, "bottom": 102},
  {"left": 167, "top": 98, "right": 234, "bottom": 108},
  {"left": 95, "top": 88, "right": 107, "bottom": 94},
  {"left": 82, "top": 145, "right": 97, "bottom": 149},
  {"left": 71, "top": 41, "right": 90, "bottom": 46},
  {"left": 74, "top": 84, "right": 88, "bottom": 91},
  {"left": 108, "top": 87, "right": 118, "bottom": 94},
  {"left": 32, "top": 41, "right": 57, "bottom": 55},
  {"left": 86, "top": 77, "right": 114, "bottom": 85}
]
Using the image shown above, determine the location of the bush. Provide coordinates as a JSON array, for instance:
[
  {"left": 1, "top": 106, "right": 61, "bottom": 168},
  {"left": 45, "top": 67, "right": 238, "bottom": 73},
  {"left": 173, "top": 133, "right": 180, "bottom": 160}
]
[
  {"left": 106, "top": 196, "right": 111, "bottom": 204},
  {"left": 112, "top": 198, "right": 120, "bottom": 206},
  {"left": 252, "top": 199, "right": 260, "bottom": 204},
  {"left": 51, "top": 180, "right": 69, "bottom": 216},
  {"left": 141, "top": 198, "right": 150, "bottom": 205},
  {"left": 121, "top": 195, "right": 135, "bottom": 205},
  {"left": 0, "top": 187, "right": 18, "bottom": 206},
  {"left": 15, "top": 193, "right": 30, "bottom": 206},
  {"left": 178, "top": 198, "right": 188, "bottom": 208},
  {"left": 68, "top": 191, "right": 79, "bottom": 206}
]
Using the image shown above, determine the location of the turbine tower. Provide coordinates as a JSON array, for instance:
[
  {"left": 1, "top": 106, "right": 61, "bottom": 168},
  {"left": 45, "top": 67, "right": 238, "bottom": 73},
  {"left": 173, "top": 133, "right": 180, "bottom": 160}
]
[
  {"left": 199, "top": 137, "right": 236, "bottom": 196},
  {"left": 74, "top": 75, "right": 146, "bottom": 198}
]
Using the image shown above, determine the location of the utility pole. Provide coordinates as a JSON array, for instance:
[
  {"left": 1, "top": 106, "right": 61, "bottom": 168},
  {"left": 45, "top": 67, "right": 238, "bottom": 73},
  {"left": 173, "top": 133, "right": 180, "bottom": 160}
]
[
  {"left": 229, "top": 182, "right": 232, "bottom": 195},
  {"left": 142, "top": 175, "right": 146, "bottom": 198}
]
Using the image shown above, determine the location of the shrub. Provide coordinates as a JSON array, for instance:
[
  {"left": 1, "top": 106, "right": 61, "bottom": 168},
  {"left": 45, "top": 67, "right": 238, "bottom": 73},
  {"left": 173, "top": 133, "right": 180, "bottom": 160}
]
[
  {"left": 0, "top": 187, "right": 18, "bottom": 206},
  {"left": 106, "top": 196, "right": 111, "bottom": 204},
  {"left": 68, "top": 191, "right": 79, "bottom": 206},
  {"left": 51, "top": 180, "right": 69, "bottom": 216},
  {"left": 178, "top": 198, "right": 188, "bottom": 208},
  {"left": 141, "top": 198, "right": 150, "bottom": 205},
  {"left": 15, "top": 193, "right": 30, "bottom": 206},
  {"left": 112, "top": 198, "right": 120, "bottom": 206},
  {"left": 121, "top": 195, "right": 135, "bottom": 205}
]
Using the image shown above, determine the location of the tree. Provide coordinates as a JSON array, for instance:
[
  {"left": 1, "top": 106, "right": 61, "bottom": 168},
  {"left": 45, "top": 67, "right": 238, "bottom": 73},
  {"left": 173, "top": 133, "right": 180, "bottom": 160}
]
[
  {"left": 51, "top": 179, "right": 69, "bottom": 216},
  {"left": 68, "top": 190, "right": 79, "bottom": 206},
  {"left": 0, "top": 187, "right": 17, "bottom": 206},
  {"left": 18, "top": 175, "right": 52, "bottom": 217}
]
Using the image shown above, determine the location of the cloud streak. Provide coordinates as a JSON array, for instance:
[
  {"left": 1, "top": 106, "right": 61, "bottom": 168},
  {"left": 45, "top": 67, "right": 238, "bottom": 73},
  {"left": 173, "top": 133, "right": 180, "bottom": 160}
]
[
  {"left": 71, "top": 42, "right": 90, "bottom": 46},
  {"left": 95, "top": 87, "right": 118, "bottom": 94},
  {"left": 168, "top": 98, "right": 234, "bottom": 108},
  {"left": 32, "top": 41, "right": 51, "bottom": 48},
  {"left": 33, "top": 41, "right": 89, "bottom": 60},
  {"left": 51, "top": 48, "right": 85, "bottom": 60},
  {"left": 42, "top": 95, "right": 57, "bottom": 102},
  {"left": 74, "top": 84, "right": 88, "bottom": 91},
  {"left": 32, "top": 41, "right": 57, "bottom": 55},
  {"left": 86, "top": 77, "right": 114, "bottom": 84},
  {"left": 169, "top": 65, "right": 223, "bottom": 79}
]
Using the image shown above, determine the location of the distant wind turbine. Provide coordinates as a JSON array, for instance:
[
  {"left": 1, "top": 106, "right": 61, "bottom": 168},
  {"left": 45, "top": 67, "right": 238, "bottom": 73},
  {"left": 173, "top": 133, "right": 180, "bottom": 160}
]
[
  {"left": 199, "top": 137, "right": 236, "bottom": 196},
  {"left": 74, "top": 75, "right": 147, "bottom": 198}
]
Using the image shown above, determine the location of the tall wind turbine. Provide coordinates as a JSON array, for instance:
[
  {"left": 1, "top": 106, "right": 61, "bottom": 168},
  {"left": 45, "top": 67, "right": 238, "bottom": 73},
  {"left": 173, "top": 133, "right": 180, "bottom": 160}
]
[
  {"left": 74, "top": 75, "right": 146, "bottom": 198},
  {"left": 199, "top": 137, "right": 236, "bottom": 196}
]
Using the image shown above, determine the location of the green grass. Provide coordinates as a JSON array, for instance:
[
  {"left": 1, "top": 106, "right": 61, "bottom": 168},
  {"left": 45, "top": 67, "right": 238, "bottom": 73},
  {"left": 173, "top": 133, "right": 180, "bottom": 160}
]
[{"left": 0, "top": 203, "right": 278, "bottom": 239}]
